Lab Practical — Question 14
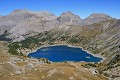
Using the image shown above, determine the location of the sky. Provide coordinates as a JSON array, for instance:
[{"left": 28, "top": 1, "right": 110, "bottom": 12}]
[{"left": 0, "top": 0, "right": 120, "bottom": 19}]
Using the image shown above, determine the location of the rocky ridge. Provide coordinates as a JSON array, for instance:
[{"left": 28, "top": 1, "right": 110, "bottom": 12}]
[{"left": 0, "top": 9, "right": 114, "bottom": 42}]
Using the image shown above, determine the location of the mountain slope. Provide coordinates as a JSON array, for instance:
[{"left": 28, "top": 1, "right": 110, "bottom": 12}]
[
  {"left": 0, "top": 10, "right": 57, "bottom": 36},
  {"left": 81, "top": 13, "right": 113, "bottom": 25},
  {"left": 0, "top": 10, "right": 115, "bottom": 42}
]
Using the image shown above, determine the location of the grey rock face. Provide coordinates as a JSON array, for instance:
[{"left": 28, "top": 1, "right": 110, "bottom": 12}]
[
  {"left": 0, "top": 9, "right": 33, "bottom": 35},
  {"left": 112, "top": 19, "right": 120, "bottom": 27},
  {"left": 87, "top": 13, "right": 112, "bottom": 19},
  {"left": 57, "top": 11, "right": 81, "bottom": 25},
  {"left": 0, "top": 10, "right": 115, "bottom": 42},
  {"left": 7, "top": 10, "right": 58, "bottom": 42},
  {"left": 0, "top": 9, "right": 57, "bottom": 34},
  {"left": 0, "top": 10, "right": 58, "bottom": 41},
  {"left": 81, "top": 13, "right": 113, "bottom": 26}
]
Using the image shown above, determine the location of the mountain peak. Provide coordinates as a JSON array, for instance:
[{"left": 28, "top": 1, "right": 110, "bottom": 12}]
[
  {"left": 9, "top": 9, "right": 31, "bottom": 15},
  {"left": 61, "top": 11, "right": 73, "bottom": 15},
  {"left": 87, "top": 13, "right": 112, "bottom": 19},
  {"left": 60, "top": 11, "right": 81, "bottom": 18},
  {"left": 57, "top": 11, "right": 81, "bottom": 24}
]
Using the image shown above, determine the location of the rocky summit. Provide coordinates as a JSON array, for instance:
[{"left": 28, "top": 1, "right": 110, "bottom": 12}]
[
  {"left": 57, "top": 11, "right": 81, "bottom": 25},
  {"left": 0, "top": 10, "right": 120, "bottom": 80}
]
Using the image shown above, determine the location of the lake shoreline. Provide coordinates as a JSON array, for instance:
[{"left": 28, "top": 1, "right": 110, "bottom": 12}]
[
  {"left": 67, "top": 44, "right": 105, "bottom": 62},
  {"left": 27, "top": 44, "right": 105, "bottom": 63}
]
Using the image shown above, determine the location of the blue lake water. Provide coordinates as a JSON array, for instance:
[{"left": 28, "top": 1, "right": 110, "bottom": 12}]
[{"left": 28, "top": 45, "right": 102, "bottom": 62}]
